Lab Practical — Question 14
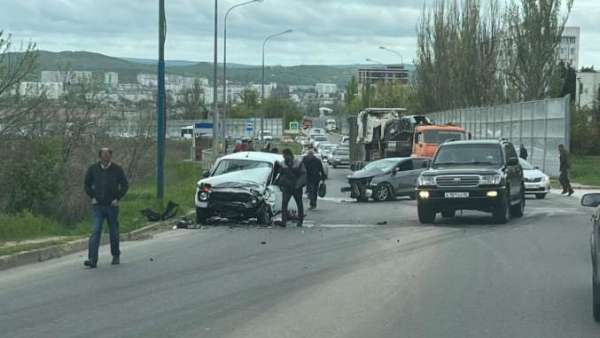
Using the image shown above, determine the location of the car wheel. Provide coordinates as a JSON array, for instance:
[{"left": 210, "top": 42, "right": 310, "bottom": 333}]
[
  {"left": 418, "top": 201, "right": 435, "bottom": 224},
  {"left": 536, "top": 193, "right": 546, "bottom": 199},
  {"left": 441, "top": 210, "right": 456, "bottom": 218},
  {"left": 257, "top": 205, "right": 273, "bottom": 226},
  {"left": 373, "top": 184, "right": 392, "bottom": 202},
  {"left": 332, "top": 164, "right": 337, "bottom": 169},
  {"left": 408, "top": 192, "right": 417, "bottom": 200},
  {"left": 510, "top": 189, "right": 525, "bottom": 218},
  {"left": 196, "top": 207, "right": 209, "bottom": 225},
  {"left": 493, "top": 192, "right": 510, "bottom": 224}
]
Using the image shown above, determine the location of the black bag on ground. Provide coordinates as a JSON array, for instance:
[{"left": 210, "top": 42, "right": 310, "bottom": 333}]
[{"left": 318, "top": 182, "right": 327, "bottom": 198}]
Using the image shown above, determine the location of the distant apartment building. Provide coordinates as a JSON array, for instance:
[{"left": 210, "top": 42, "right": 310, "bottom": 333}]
[
  {"left": 104, "top": 72, "right": 119, "bottom": 87},
  {"left": 576, "top": 71, "right": 600, "bottom": 108},
  {"left": 41, "top": 71, "right": 93, "bottom": 85},
  {"left": 357, "top": 65, "right": 409, "bottom": 91},
  {"left": 315, "top": 83, "right": 338, "bottom": 98},
  {"left": 137, "top": 73, "right": 208, "bottom": 91},
  {"left": 560, "top": 26, "right": 580, "bottom": 69},
  {"left": 249, "top": 83, "right": 277, "bottom": 99},
  {"left": 19, "top": 82, "right": 63, "bottom": 99}
]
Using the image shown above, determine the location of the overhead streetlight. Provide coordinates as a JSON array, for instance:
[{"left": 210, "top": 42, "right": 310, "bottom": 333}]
[
  {"left": 365, "top": 58, "right": 384, "bottom": 65},
  {"left": 260, "top": 29, "right": 293, "bottom": 141},
  {"left": 379, "top": 46, "right": 404, "bottom": 65},
  {"left": 223, "top": 0, "right": 263, "bottom": 143},
  {"left": 212, "top": 0, "right": 219, "bottom": 152}
]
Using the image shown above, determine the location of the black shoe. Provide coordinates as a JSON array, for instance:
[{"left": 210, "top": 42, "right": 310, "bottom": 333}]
[
  {"left": 296, "top": 222, "right": 303, "bottom": 227},
  {"left": 561, "top": 190, "right": 567, "bottom": 194},
  {"left": 84, "top": 260, "right": 97, "bottom": 268},
  {"left": 568, "top": 190, "right": 574, "bottom": 196},
  {"left": 111, "top": 256, "right": 120, "bottom": 265}
]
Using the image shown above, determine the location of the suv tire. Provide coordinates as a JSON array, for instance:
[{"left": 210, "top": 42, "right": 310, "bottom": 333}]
[
  {"left": 418, "top": 202, "right": 436, "bottom": 224},
  {"left": 536, "top": 193, "right": 546, "bottom": 199},
  {"left": 510, "top": 189, "right": 525, "bottom": 218},
  {"left": 196, "top": 208, "right": 209, "bottom": 225},
  {"left": 493, "top": 193, "right": 510, "bottom": 224},
  {"left": 441, "top": 210, "right": 456, "bottom": 218}
]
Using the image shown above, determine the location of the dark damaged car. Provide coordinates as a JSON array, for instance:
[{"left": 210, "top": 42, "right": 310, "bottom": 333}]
[{"left": 195, "top": 152, "right": 285, "bottom": 225}]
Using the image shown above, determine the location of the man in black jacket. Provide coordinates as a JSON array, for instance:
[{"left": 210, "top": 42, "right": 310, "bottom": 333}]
[
  {"left": 558, "top": 144, "right": 574, "bottom": 196},
  {"left": 83, "top": 148, "right": 129, "bottom": 268},
  {"left": 302, "top": 148, "right": 327, "bottom": 210}
]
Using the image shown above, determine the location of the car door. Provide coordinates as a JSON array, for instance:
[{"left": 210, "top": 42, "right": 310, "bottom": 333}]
[
  {"left": 392, "top": 159, "right": 416, "bottom": 195},
  {"left": 504, "top": 143, "right": 522, "bottom": 202}
]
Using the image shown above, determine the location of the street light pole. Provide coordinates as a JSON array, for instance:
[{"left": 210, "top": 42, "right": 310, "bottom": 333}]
[
  {"left": 260, "top": 29, "right": 292, "bottom": 141},
  {"left": 156, "top": 0, "right": 166, "bottom": 200},
  {"left": 365, "top": 58, "right": 384, "bottom": 65},
  {"left": 212, "top": 0, "right": 219, "bottom": 152},
  {"left": 379, "top": 46, "right": 404, "bottom": 65},
  {"left": 223, "top": 0, "right": 263, "bottom": 143}
]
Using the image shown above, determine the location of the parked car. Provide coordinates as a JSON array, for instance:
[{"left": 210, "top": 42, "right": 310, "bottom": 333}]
[
  {"left": 195, "top": 152, "right": 285, "bottom": 225},
  {"left": 343, "top": 157, "right": 431, "bottom": 202},
  {"left": 318, "top": 143, "right": 337, "bottom": 161},
  {"left": 310, "top": 135, "right": 329, "bottom": 145},
  {"left": 259, "top": 130, "right": 273, "bottom": 141},
  {"left": 520, "top": 158, "right": 550, "bottom": 199},
  {"left": 582, "top": 193, "right": 600, "bottom": 322},
  {"left": 329, "top": 145, "right": 350, "bottom": 168},
  {"left": 416, "top": 139, "right": 525, "bottom": 224}
]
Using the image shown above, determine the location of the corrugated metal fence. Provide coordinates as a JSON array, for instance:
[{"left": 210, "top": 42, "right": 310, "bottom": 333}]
[{"left": 427, "top": 95, "right": 571, "bottom": 177}]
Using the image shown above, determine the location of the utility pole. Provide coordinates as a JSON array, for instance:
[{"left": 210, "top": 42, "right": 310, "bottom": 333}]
[
  {"left": 212, "top": 0, "right": 219, "bottom": 151},
  {"left": 156, "top": 0, "right": 166, "bottom": 200}
]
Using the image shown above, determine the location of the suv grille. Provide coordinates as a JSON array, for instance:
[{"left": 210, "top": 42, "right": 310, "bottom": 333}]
[
  {"left": 210, "top": 191, "right": 251, "bottom": 203},
  {"left": 525, "top": 177, "right": 542, "bottom": 183},
  {"left": 435, "top": 176, "right": 480, "bottom": 187}
]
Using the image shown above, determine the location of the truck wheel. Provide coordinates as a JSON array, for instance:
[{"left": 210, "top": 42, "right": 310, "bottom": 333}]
[
  {"left": 196, "top": 208, "right": 209, "bottom": 225},
  {"left": 373, "top": 184, "right": 392, "bottom": 202},
  {"left": 441, "top": 210, "right": 456, "bottom": 218},
  {"left": 257, "top": 206, "right": 273, "bottom": 226},
  {"left": 510, "top": 189, "right": 525, "bottom": 218},
  {"left": 493, "top": 193, "right": 510, "bottom": 224},
  {"left": 418, "top": 202, "right": 436, "bottom": 224}
]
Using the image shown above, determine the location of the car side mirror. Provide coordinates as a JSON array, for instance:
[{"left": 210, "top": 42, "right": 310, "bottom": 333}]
[
  {"left": 507, "top": 157, "right": 519, "bottom": 166},
  {"left": 582, "top": 194, "right": 600, "bottom": 208},
  {"left": 534, "top": 166, "right": 540, "bottom": 170},
  {"left": 202, "top": 171, "right": 210, "bottom": 178}
]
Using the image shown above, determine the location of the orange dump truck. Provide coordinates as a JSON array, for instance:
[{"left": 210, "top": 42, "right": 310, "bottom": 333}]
[{"left": 411, "top": 124, "right": 467, "bottom": 157}]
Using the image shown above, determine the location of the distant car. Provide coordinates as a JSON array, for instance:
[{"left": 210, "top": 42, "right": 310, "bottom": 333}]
[
  {"left": 195, "top": 152, "right": 286, "bottom": 225},
  {"left": 329, "top": 145, "right": 350, "bottom": 168},
  {"left": 582, "top": 193, "right": 600, "bottom": 322},
  {"left": 260, "top": 130, "right": 273, "bottom": 141},
  {"left": 318, "top": 143, "right": 337, "bottom": 161},
  {"left": 310, "top": 135, "right": 329, "bottom": 144},
  {"left": 520, "top": 158, "right": 550, "bottom": 199},
  {"left": 343, "top": 157, "right": 431, "bottom": 202}
]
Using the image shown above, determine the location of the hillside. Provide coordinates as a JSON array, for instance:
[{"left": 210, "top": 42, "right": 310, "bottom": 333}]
[{"left": 19, "top": 50, "right": 391, "bottom": 86}]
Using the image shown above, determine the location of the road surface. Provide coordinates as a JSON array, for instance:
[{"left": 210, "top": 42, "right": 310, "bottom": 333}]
[{"left": 0, "top": 166, "right": 598, "bottom": 337}]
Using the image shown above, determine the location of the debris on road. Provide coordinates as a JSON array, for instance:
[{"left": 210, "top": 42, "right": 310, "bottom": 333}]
[
  {"left": 149, "top": 257, "right": 154, "bottom": 262},
  {"left": 140, "top": 201, "right": 179, "bottom": 222},
  {"left": 260, "top": 241, "right": 267, "bottom": 245},
  {"left": 376, "top": 221, "right": 388, "bottom": 225}
]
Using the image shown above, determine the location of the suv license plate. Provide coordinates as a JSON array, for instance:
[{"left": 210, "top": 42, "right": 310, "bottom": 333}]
[
  {"left": 198, "top": 202, "right": 208, "bottom": 208},
  {"left": 445, "top": 192, "right": 469, "bottom": 198}
]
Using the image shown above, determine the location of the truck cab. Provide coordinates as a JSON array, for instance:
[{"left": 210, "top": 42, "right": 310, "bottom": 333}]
[{"left": 412, "top": 125, "right": 467, "bottom": 157}]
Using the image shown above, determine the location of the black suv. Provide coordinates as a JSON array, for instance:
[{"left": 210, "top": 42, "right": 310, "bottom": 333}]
[{"left": 416, "top": 139, "right": 525, "bottom": 224}]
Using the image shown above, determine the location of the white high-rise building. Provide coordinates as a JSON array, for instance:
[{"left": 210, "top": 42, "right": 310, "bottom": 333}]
[
  {"left": 41, "top": 71, "right": 93, "bottom": 84},
  {"left": 104, "top": 72, "right": 119, "bottom": 87},
  {"left": 560, "top": 26, "right": 580, "bottom": 69},
  {"left": 19, "top": 82, "right": 64, "bottom": 99},
  {"left": 315, "top": 83, "right": 338, "bottom": 98},
  {"left": 576, "top": 71, "right": 600, "bottom": 108}
]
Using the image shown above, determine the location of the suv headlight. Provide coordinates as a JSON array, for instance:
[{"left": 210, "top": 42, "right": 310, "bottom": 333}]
[
  {"left": 418, "top": 175, "right": 436, "bottom": 187},
  {"left": 479, "top": 174, "right": 502, "bottom": 185},
  {"left": 199, "top": 191, "right": 209, "bottom": 201}
]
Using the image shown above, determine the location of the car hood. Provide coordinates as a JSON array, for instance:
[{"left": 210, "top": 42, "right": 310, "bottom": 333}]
[
  {"left": 197, "top": 167, "right": 270, "bottom": 191},
  {"left": 523, "top": 169, "right": 547, "bottom": 180},
  {"left": 349, "top": 167, "right": 389, "bottom": 179},
  {"left": 421, "top": 168, "right": 500, "bottom": 176}
]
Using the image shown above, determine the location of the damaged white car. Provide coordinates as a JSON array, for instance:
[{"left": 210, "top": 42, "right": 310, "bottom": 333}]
[{"left": 195, "top": 152, "right": 285, "bottom": 225}]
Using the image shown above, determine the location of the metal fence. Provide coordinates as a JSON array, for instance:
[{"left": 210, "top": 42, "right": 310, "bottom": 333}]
[{"left": 427, "top": 95, "right": 571, "bottom": 177}]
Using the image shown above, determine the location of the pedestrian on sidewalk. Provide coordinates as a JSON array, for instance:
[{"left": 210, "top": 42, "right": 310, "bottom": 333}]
[
  {"left": 558, "top": 144, "right": 574, "bottom": 196},
  {"left": 519, "top": 144, "right": 528, "bottom": 160},
  {"left": 302, "top": 148, "right": 327, "bottom": 210},
  {"left": 274, "top": 148, "right": 306, "bottom": 227},
  {"left": 83, "top": 148, "right": 129, "bottom": 268}
]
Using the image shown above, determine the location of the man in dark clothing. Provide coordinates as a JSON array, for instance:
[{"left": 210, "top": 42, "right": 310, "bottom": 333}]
[
  {"left": 558, "top": 144, "right": 574, "bottom": 196},
  {"left": 83, "top": 148, "right": 129, "bottom": 268},
  {"left": 275, "top": 148, "right": 306, "bottom": 227},
  {"left": 519, "top": 144, "right": 528, "bottom": 160},
  {"left": 302, "top": 149, "right": 327, "bottom": 210}
]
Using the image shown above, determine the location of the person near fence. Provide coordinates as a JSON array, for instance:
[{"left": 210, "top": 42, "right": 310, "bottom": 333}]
[
  {"left": 558, "top": 144, "right": 574, "bottom": 196},
  {"left": 519, "top": 144, "right": 528, "bottom": 160},
  {"left": 302, "top": 148, "right": 327, "bottom": 210},
  {"left": 275, "top": 148, "right": 306, "bottom": 227},
  {"left": 83, "top": 148, "right": 129, "bottom": 268}
]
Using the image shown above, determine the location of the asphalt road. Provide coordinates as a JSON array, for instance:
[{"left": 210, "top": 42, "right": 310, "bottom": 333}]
[{"left": 1, "top": 166, "right": 599, "bottom": 338}]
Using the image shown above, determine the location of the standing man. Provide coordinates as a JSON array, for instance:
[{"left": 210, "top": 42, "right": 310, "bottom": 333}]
[
  {"left": 302, "top": 148, "right": 327, "bottom": 210},
  {"left": 558, "top": 144, "right": 574, "bottom": 196},
  {"left": 519, "top": 144, "right": 528, "bottom": 160},
  {"left": 275, "top": 148, "right": 306, "bottom": 227},
  {"left": 83, "top": 148, "right": 129, "bottom": 268}
]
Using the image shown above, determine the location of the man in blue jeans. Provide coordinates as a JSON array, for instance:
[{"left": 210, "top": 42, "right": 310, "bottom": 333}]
[{"left": 83, "top": 148, "right": 129, "bottom": 268}]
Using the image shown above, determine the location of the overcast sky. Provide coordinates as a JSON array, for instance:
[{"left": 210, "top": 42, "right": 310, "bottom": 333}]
[{"left": 1, "top": 0, "right": 599, "bottom": 67}]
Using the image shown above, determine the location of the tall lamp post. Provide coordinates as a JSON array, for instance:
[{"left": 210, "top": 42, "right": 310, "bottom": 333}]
[
  {"left": 223, "top": 0, "right": 263, "bottom": 143},
  {"left": 365, "top": 58, "right": 384, "bottom": 65},
  {"left": 212, "top": 0, "right": 219, "bottom": 151},
  {"left": 156, "top": 0, "right": 166, "bottom": 200},
  {"left": 260, "top": 29, "right": 292, "bottom": 141},
  {"left": 379, "top": 46, "right": 404, "bottom": 65}
]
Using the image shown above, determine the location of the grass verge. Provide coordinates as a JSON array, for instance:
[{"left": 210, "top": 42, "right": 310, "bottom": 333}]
[{"left": 571, "top": 155, "right": 600, "bottom": 186}]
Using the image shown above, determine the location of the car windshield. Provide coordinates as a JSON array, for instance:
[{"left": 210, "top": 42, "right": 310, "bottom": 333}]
[
  {"left": 363, "top": 159, "right": 400, "bottom": 172},
  {"left": 423, "top": 130, "right": 465, "bottom": 144},
  {"left": 433, "top": 144, "right": 503, "bottom": 167},
  {"left": 519, "top": 158, "right": 534, "bottom": 170},
  {"left": 212, "top": 159, "right": 272, "bottom": 177},
  {"left": 313, "top": 136, "right": 328, "bottom": 142}
]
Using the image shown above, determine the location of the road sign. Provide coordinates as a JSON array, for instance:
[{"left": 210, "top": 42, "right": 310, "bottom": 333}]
[
  {"left": 245, "top": 120, "right": 254, "bottom": 133},
  {"left": 289, "top": 121, "right": 300, "bottom": 130}
]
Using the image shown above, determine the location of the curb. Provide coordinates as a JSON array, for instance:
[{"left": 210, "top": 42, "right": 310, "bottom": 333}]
[{"left": 0, "top": 211, "right": 195, "bottom": 272}]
